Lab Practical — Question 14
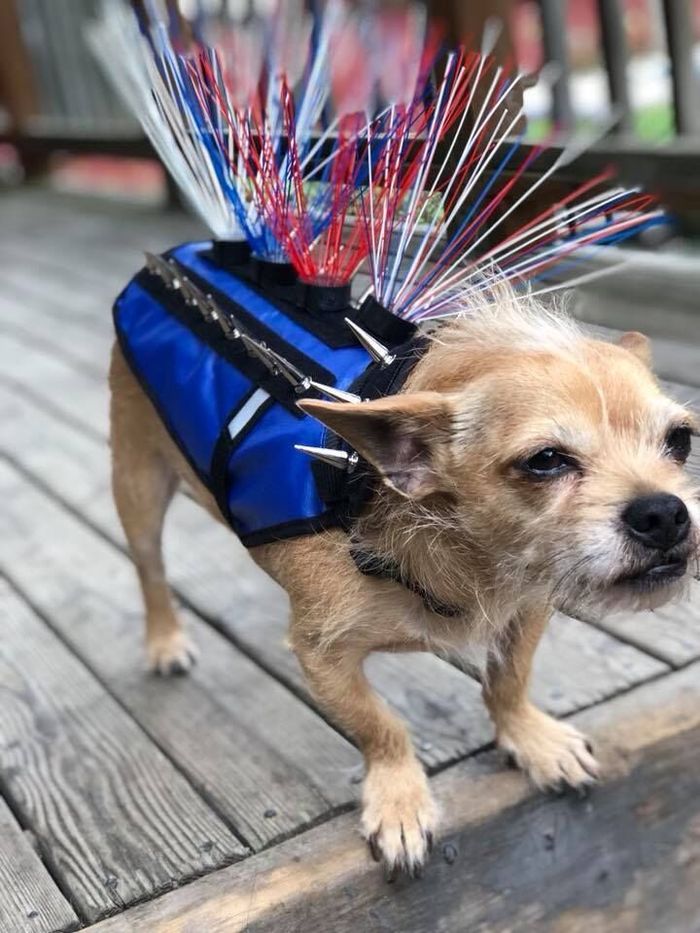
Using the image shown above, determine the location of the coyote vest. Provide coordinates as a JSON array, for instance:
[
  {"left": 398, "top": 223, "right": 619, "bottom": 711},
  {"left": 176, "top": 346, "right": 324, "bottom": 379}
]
[{"left": 114, "top": 241, "right": 427, "bottom": 547}]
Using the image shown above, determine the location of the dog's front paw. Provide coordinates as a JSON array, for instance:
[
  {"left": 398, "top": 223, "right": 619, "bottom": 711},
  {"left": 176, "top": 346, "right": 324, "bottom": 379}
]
[
  {"left": 497, "top": 705, "right": 599, "bottom": 792},
  {"left": 148, "top": 630, "right": 198, "bottom": 676},
  {"left": 361, "top": 760, "right": 438, "bottom": 879}
]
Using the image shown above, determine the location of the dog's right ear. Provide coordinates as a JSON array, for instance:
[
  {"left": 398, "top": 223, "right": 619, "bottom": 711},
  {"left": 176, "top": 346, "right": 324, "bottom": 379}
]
[
  {"left": 618, "top": 331, "right": 652, "bottom": 367},
  {"left": 299, "top": 392, "right": 453, "bottom": 499}
]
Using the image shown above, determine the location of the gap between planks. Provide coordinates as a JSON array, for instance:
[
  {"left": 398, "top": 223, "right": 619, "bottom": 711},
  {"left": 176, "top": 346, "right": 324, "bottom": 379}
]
[
  {"left": 0, "top": 575, "right": 244, "bottom": 925},
  {"left": 85, "top": 660, "right": 700, "bottom": 933},
  {"left": 0, "top": 793, "right": 80, "bottom": 933},
  {"left": 0, "top": 458, "right": 364, "bottom": 853}
]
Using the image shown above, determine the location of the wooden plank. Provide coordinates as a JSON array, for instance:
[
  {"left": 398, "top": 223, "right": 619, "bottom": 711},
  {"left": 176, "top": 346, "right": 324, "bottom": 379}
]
[
  {"left": 0, "top": 577, "right": 241, "bottom": 924},
  {"left": 662, "top": 0, "right": 700, "bottom": 136},
  {"left": 0, "top": 459, "right": 362, "bottom": 850},
  {"left": 662, "top": 378, "right": 700, "bottom": 411},
  {"left": 0, "top": 796, "right": 79, "bottom": 933},
  {"left": 537, "top": 0, "right": 573, "bottom": 129},
  {"left": 0, "top": 333, "right": 108, "bottom": 439},
  {"left": 0, "top": 242, "right": 134, "bottom": 303},
  {"left": 0, "top": 381, "right": 668, "bottom": 768},
  {"left": 531, "top": 612, "right": 667, "bottom": 714},
  {"left": 596, "top": 0, "right": 632, "bottom": 134},
  {"left": 0, "top": 1, "right": 40, "bottom": 129},
  {"left": 0, "top": 190, "right": 204, "bottom": 265},
  {"left": 595, "top": 579, "right": 700, "bottom": 668},
  {"left": 180, "top": 727, "right": 700, "bottom": 933},
  {"left": 581, "top": 320, "right": 700, "bottom": 392},
  {"left": 0, "top": 294, "right": 109, "bottom": 381},
  {"left": 86, "top": 661, "right": 700, "bottom": 933},
  {"left": 574, "top": 284, "right": 700, "bottom": 362}
]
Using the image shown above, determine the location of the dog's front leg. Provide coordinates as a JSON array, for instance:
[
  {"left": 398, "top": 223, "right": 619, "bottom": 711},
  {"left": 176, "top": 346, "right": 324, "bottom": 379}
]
[
  {"left": 483, "top": 606, "right": 600, "bottom": 792},
  {"left": 296, "top": 638, "right": 437, "bottom": 877}
]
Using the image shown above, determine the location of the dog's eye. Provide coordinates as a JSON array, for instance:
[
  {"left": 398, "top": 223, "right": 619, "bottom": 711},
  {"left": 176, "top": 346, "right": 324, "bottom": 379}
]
[
  {"left": 520, "top": 448, "right": 577, "bottom": 479},
  {"left": 665, "top": 425, "right": 692, "bottom": 463}
]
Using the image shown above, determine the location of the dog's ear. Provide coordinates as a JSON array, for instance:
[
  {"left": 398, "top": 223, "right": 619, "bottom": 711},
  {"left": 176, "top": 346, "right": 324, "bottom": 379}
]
[
  {"left": 618, "top": 331, "right": 652, "bottom": 367},
  {"left": 299, "top": 392, "right": 453, "bottom": 499}
]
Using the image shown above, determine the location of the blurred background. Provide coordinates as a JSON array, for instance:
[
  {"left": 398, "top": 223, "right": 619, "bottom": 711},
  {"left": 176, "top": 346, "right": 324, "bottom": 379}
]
[
  {"left": 1, "top": 1, "right": 700, "bottom": 208},
  {"left": 0, "top": 6, "right": 698, "bottom": 929},
  {"left": 1, "top": 0, "right": 698, "bottom": 346},
  {"left": 0, "top": 0, "right": 700, "bottom": 358}
]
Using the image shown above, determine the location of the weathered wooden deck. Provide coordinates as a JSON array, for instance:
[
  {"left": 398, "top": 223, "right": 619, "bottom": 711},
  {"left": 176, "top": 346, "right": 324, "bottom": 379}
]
[{"left": 0, "top": 188, "right": 699, "bottom": 933}]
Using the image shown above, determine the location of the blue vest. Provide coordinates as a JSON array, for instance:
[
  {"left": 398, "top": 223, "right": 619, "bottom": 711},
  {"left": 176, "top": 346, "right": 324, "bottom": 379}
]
[{"left": 114, "top": 241, "right": 426, "bottom": 546}]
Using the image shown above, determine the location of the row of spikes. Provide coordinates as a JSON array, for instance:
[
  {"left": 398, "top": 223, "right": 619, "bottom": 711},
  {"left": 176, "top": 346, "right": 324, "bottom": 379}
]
[{"left": 142, "top": 250, "right": 395, "bottom": 472}]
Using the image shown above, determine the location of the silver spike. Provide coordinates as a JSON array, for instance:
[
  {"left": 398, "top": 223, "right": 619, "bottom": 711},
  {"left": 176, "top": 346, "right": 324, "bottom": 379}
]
[
  {"left": 184, "top": 280, "right": 218, "bottom": 320},
  {"left": 308, "top": 380, "right": 362, "bottom": 404},
  {"left": 169, "top": 267, "right": 219, "bottom": 322},
  {"left": 344, "top": 317, "right": 395, "bottom": 366},
  {"left": 161, "top": 258, "right": 180, "bottom": 289},
  {"left": 264, "top": 348, "right": 312, "bottom": 392},
  {"left": 178, "top": 275, "right": 200, "bottom": 305},
  {"left": 168, "top": 258, "right": 193, "bottom": 292},
  {"left": 294, "top": 444, "right": 359, "bottom": 472},
  {"left": 195, "top": 292, "right": 242, "bottom": 339},
  {"left": 240, "top": 333, "right": 280, "bottom": 372},
  {"left": 144, "top": 251, "right": 177, "bottom": 288},
  {"left": 144, "top": 251, "right": 160, "bottom": 275},
  {"left": 216, "top": 308, "right": 240, "bottom": 339}
]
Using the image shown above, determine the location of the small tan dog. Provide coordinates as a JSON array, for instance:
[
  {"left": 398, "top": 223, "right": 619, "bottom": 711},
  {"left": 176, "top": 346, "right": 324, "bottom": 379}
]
[{"left": 110, "top": 291, "right": 698, "bottom": 876}]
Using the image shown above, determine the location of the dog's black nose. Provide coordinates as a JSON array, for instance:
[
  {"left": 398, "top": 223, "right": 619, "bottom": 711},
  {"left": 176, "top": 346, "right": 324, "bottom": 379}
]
[{"left": 622, "top": 494, "right": 690, "bottom": 550}]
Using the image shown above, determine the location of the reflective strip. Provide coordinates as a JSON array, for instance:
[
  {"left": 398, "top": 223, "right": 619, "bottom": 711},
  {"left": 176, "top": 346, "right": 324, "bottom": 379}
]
[{"left": 228, "top": 388, "right": 270, "bottom": 440}]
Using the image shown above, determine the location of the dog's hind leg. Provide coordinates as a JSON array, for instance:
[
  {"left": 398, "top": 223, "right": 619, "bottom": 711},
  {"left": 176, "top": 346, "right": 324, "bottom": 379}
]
[
  {"left": 294, "top": 635, "right": 437, "bottom": 878},
  {"left": 483, "top": 606, "right": 599, "bottom": 791},
  {"left": 109, "top": 345, "right": 197, "bottom": 675}
]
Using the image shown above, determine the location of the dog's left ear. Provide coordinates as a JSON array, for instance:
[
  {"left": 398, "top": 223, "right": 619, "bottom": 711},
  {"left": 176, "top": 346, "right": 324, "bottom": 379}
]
[
  {"left": 299, "top": 392, "right": 453, "bottom": 499},
  {"left": 618, "top": 331, "right": 652, "bottom": 367}
]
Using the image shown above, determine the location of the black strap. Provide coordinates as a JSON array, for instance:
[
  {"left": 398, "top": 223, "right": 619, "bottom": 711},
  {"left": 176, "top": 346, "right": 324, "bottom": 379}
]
[
  {"left": 311, "top": 334, "right": 432, "bottom": 525},
  {"left": 350, "top": 542, "right": 463, "bottom": 618}
]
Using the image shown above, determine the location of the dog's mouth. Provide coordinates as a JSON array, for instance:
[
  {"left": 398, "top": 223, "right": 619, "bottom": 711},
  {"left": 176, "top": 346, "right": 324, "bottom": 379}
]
[{"left": 613, "top": 557, "right": 688, "bottom": 591}]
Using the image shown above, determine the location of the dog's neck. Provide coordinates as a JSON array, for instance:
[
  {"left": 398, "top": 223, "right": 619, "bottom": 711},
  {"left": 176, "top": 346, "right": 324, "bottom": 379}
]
[{"left": 352, "top": 487, "right": 486, "bottom": 621}]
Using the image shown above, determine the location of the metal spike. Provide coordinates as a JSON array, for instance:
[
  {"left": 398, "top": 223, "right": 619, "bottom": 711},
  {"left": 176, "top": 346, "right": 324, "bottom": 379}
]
[
  {"left": 294, "top": 444, "right": 359, "bottom": 473},
  {"left": 344, "top": 317, "right": 395, "bottom": 366},
  {"left": 240, "top": 333, "right": 279, "bottom": 373},
  {"left": 196, "top": 292, "right": 242, "bottom": 339},
  {"left": 308, "top": 380, "right": 362, "bottom": 404},
  {"left": 264, "top": 348, "right": 312, "bottom": 392},
  {"left": 161, "top": 259, "right": 179, "bottom": 288},
  {"left": 215, "top": 308, "right": 239, "bottom": 339},
  {"left": 144, "top": 251, "right": 160, "bottom": 275},
  {"left": 184, "top": 280, "right": 218, "bottom": 320},
  {"left": 144, "top": 251, "right": 177, "bottom": 288},
  {"left": 178, "top": 275, "right": 199, "bottom": 305},
  {"left": 180, "top": 274, "right": 240, "bottom": 340},
  {"left": 168, "top": 258, "right": 192, "bottom": 292}
]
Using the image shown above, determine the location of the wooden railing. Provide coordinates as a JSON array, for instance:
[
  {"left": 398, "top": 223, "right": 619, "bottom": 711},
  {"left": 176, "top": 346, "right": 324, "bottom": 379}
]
[
  {"left": 2, "top": 0, "right": 699, "bottom": 219},
  {"left": 537, "top": 0, "right": 700, "bottom": 137}
]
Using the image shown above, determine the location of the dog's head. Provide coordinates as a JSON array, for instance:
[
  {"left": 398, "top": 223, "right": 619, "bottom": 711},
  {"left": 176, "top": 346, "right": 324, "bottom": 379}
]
[{"left": 301, "top": 297, "right": 699, "bottom": 617}]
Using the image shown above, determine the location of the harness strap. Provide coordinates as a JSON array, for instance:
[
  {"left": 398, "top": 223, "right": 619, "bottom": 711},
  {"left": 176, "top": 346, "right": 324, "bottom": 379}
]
[
  {"left": 349, "top": 542, "right": 464, "bottom": 618},
  {"left": 311, "top": 334, "right": 431, "bottom": 527}
]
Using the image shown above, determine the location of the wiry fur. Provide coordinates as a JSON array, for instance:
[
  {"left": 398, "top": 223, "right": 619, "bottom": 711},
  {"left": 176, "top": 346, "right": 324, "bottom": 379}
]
[{"left": 109, "top": 283, "right": 699, "bottom": 877}]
